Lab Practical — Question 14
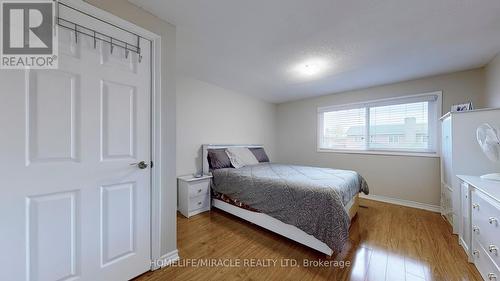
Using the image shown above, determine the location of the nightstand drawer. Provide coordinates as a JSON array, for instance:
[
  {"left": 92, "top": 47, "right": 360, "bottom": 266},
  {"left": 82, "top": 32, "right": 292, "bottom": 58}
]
[
  {"left": 189, "top": 181, "right": 210, "bottom": 198},
  {"left": 189, "top": 194, "right": 210, "bottom": 211}
]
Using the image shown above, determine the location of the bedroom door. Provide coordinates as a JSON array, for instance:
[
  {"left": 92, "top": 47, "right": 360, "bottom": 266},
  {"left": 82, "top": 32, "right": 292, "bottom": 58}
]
[{"left": 0, "top": 8, "right": 152, "bottom": 281}]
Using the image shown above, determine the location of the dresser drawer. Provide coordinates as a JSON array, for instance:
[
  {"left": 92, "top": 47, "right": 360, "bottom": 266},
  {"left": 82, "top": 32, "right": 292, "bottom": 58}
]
[
  {"left": 189, "top": 194, "right": 210, "bottom": 211},
  {"left": 188, "top": 180, "right": 210, "bottom": 198},
  {"left": 472, "top": 238, "right": 500, "bottom": 281},
  {"left": 471, "top": 189, "right": 500, "bottom": 265}
]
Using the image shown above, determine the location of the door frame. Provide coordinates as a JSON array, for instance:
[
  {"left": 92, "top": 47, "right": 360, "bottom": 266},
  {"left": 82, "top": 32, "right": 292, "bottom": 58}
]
[{"left": 58, "top": 0, "right": 166, "bottom": 270}]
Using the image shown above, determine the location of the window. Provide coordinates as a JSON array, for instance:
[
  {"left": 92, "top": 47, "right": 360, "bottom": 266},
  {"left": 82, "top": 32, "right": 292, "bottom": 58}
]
[{"left": 317, "top": 92, "right": 441, "bottom": 156}]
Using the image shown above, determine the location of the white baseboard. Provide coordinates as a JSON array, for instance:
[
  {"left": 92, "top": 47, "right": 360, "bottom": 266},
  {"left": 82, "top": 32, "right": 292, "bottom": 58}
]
[
  {"left": 151, "top": 249, "right": 180, "bottom": 270},
  {"left": 359, "top": 194, "right": 440, "bottom": 213}
]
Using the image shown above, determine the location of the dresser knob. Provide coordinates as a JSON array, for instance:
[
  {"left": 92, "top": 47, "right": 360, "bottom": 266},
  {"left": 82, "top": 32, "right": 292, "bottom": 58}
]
[
  {"left": 473, "top": 250, "right": 480, "bottom": 257},
  {"left": 473, "top": 226, "right": 480, "bottom": 234},
  {"left": 473, "top": 203, "right": 479, "bottom": 210},
  {"left": 489, "top": 217, "right": 498, "bottom": 225},
  {"left": 488, "top": 273, "right": 497, "bottom": 280},
  {"left": 198, "top": 189, "right": 202, "bottom": 193},
  {"left": 489, "top": 245, "right": 498, "bottom": 255},
  {"left": 197, "top": 201, "right": 202, "bottom": 206}
]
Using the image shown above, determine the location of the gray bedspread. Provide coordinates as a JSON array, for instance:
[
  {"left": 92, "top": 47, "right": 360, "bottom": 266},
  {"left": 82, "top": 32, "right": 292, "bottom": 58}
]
[{"left": 211, "top": 163, "right": 369, "bottom": 254}]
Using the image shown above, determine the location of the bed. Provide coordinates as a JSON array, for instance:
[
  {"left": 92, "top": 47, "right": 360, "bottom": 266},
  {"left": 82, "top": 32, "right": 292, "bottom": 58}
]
[{"left": 202, "top": 144, "right": 369, "bottom": 256}]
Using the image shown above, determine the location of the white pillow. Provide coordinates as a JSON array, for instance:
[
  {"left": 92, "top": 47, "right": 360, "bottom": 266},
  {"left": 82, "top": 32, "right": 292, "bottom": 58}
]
[{"left": 225, "top": 147, "right": 259, "bottom": 168}]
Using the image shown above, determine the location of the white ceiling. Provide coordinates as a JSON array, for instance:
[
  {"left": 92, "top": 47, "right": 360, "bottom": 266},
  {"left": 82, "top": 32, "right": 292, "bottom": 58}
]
[{"left": 130, "top": 0, "right": 500, "bottom": 103}]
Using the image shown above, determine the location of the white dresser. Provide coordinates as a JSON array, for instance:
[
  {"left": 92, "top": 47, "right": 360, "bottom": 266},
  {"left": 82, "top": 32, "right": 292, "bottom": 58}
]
[
  {"left": 178, "top": 175, "right": 212, "bottom": 218},
  {"left": 458, "top": 175, "right": 500, "bottom": 280}
]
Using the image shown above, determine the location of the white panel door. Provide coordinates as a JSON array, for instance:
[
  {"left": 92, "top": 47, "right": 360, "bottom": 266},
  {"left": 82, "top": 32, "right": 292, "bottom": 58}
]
[{"left": 0, "top": 21, "right": 151, "bottom": 281}]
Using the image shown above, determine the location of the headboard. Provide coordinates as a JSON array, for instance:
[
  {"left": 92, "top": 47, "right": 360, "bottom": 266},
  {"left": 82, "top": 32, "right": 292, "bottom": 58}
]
[{"left": 202, "top": 144, "right": 263, "bottom": 175}]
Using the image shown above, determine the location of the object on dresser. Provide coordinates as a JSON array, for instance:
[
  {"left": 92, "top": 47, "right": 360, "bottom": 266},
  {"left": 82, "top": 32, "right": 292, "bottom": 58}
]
[
  {"left": 452, "top": 102, "right": 473, "bottom": 112},
  {"left": 477, "top": 123, "right": 500, "bottom": 181},
  {"left": 177, "top": 174, "right": 212, "bottom": 218}
]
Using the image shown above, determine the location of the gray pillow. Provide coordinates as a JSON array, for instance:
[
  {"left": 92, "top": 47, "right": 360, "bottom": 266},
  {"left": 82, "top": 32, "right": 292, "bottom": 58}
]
[
  {"left": 208, "top": 149, "right": 232, "bottom": 169},
  {"left": 249, "top": 147, "right": 270, "bottom": 162}
]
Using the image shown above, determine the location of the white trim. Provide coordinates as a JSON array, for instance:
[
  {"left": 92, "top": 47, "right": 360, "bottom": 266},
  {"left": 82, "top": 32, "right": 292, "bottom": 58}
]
[
  {"left": 151, "top": 250, "right": 180, "bottom": 270},
  {"left": 317, "top": 91, "right": 442, "bottom": 156},
  {"left": 317, "top": 148, "right": 439, "bottom": 158},
  {"left": 149, "top": 27, "right": 164, "bottom": 272},
  {"left": 360, "top": 194, "right": 441, "bottom": 213},
  {"left": 61, "top": 0, "right": 169, "bottom": 272}
]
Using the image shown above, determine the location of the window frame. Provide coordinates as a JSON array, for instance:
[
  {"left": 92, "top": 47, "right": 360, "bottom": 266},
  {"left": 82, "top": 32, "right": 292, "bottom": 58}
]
[{"left": 316, "top": 91, "right": 442, "bottom": 158}]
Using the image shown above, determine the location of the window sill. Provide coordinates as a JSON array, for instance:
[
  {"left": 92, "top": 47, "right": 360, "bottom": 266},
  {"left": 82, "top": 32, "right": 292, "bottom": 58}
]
[{"left": 316, "top": 148, "right": 440, "bottom": 158}]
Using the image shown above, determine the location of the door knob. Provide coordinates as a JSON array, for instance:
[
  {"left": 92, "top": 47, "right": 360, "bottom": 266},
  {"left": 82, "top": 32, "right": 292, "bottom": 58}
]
[{"left": 130, "top": 161, "right": 149, "bottom": 169}]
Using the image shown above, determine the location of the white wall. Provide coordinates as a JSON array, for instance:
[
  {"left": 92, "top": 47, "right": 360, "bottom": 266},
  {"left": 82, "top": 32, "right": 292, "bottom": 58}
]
[
  {"left": 85, "top": 0, "right": 177, "bottom": 259},
  {"left": 276, "top": 69, "right": 485, "bottom": 206},
  {"left": 485, "top": 53, "right": 500, "bottom": 108},
  {"left": 176, "top": 75, "right": 277, "bottom": 176}
]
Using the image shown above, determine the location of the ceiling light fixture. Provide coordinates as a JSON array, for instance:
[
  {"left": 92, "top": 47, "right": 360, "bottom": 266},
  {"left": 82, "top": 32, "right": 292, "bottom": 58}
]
[
  {"left": 302, "top": 63, "right": 320, "bottom": 76},
  {"left": 291, "top": 58, "right": 330, "bottom": 79}
]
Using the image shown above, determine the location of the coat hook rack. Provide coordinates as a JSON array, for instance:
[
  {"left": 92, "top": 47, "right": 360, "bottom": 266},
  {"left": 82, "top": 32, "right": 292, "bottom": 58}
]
[{"left": 55, "top": 1, "right": 148, "bottom": 60}]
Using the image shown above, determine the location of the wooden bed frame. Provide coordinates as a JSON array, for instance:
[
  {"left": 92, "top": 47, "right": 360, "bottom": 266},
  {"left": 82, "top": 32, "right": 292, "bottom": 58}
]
[{"left": 202, "top": 144, "right": 359, "bottom": 256}]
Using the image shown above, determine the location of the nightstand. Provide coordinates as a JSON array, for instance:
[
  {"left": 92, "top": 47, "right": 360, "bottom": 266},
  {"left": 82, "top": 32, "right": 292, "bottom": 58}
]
[{"left": 177, "top": 174, "right": 212, "bottom": 218}]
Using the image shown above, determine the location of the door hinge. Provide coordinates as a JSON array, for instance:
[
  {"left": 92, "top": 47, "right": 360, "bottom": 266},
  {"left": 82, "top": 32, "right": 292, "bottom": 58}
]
[{"left": 150, "top": 161, "right": 154, "bottom": 168}]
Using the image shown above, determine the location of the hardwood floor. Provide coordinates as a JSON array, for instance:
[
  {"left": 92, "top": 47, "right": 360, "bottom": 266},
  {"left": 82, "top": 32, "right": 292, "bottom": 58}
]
[{"left": 135, "top": 199, "right": 482, "bottom": 281}]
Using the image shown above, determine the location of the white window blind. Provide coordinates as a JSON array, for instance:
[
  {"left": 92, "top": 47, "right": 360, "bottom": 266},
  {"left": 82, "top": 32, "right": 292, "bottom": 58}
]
[
  {"left": 321, "top": 108, "right": 367, "bottom": 150},
  {"left": 318, "top": 92, "right": 441, "bottom": 155}
]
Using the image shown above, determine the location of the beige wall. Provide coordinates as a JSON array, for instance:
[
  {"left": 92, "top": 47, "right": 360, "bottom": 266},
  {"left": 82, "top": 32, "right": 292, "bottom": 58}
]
[
  {"left": 176, "top": 75, "right": 277, "bottom": 176},
  {"left": 85, "top": 0, "right": 178, "bottom": 258},
  {"left": 485, "top": 54, "right": 500, "bottom": 108},
  {"left": 276, "top": 69, "right": 485, "bottom": 206}
]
